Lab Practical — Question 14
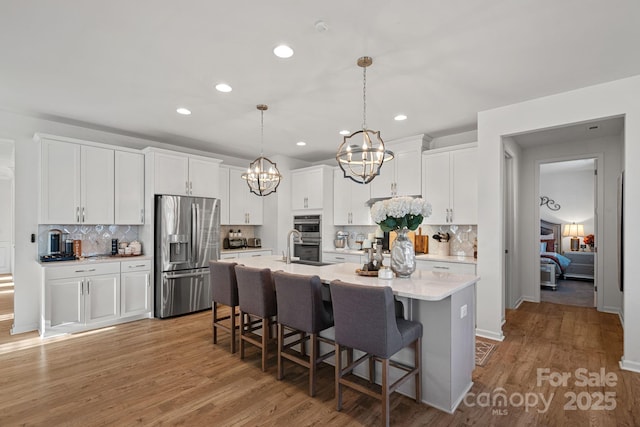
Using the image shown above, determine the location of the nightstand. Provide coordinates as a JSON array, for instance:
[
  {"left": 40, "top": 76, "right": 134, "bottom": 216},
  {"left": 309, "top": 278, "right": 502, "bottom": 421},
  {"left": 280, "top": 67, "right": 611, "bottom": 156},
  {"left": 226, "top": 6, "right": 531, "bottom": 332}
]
[{"left": 563, "top": 251, "right": 595, "bottom": 280}]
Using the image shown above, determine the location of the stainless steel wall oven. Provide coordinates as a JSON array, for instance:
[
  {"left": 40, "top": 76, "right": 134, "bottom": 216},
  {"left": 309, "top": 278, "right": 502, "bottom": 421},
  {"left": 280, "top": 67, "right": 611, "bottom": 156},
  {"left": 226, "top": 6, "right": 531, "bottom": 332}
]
[{"left": 293, "top": 215, "right": 321, "bottom": 262}]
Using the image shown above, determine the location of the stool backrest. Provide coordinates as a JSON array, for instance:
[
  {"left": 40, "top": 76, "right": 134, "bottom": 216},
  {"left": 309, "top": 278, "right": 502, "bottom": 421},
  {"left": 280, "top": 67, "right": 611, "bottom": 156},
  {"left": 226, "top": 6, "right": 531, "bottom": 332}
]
[
  {"left": 273, "top": 271, "right": 326, "bottom": 333},
  {"left": 329, "top": 280, "right": 402, "bottom": 358},
  {"left": 235, "top": 265, "right": 277, "bottom": 318},
  {"left": 209, "top": 261, "right": 238, "bottom": 306}
]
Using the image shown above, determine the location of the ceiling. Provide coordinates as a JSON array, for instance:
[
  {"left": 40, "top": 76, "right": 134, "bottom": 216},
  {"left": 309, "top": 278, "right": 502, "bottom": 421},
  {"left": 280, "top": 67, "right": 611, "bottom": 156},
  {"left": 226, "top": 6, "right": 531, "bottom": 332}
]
[{"left": 1, "top": 1, "right": 639, "bottom": 163}]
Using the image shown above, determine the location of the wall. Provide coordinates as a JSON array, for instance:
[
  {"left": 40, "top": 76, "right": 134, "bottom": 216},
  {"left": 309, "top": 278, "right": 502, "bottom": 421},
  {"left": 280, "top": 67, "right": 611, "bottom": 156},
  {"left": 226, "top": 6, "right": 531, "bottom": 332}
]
[
  {"left": 540, "top": 161, "right": 595, "bottom": 249},
  {"left": 477, "top": 74, "right": 640, "bottom": 373}
]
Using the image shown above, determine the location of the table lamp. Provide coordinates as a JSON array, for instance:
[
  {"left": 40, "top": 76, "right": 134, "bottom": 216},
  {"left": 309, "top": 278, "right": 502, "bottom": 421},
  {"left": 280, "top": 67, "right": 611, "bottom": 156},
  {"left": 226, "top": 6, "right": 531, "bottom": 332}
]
[{"left": 563, "top": 222, "right": 585, "bottom": 251}]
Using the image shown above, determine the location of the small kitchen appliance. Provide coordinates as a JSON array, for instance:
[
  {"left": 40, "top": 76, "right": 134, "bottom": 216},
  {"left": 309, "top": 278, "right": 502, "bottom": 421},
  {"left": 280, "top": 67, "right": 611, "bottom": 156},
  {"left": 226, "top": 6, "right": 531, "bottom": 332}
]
[
  {"left": 48, "top": 229, "right": 62, "bottom": 254},
  {"left": 246, "top": 237, "right": 261, "bottom": 248}
]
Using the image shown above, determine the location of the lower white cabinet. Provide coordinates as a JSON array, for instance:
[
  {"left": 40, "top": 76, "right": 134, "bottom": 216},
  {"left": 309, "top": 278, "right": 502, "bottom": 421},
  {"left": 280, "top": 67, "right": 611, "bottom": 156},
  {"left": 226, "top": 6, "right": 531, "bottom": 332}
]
[
  {"left": 415, "top": 259, "right": 476, "bottom": 275},
  {"left": 120, "top": 260, "right": 152, "bottom": 317},
  {"left": 323, "top": 252, "right": 362, "bottom": 264},
  {"left": 221, "top": 249, "right": 273, "bottom": 259},
  {"left": 43, "top": 259, "right": 152, "bottom": 336}
]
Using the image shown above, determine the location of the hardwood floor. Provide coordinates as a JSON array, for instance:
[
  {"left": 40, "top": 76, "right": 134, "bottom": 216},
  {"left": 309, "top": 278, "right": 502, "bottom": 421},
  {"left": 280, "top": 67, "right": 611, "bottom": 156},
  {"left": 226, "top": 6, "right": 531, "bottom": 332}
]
[{"left": 0, "top": 278, "right": 638, "bottom": 426}]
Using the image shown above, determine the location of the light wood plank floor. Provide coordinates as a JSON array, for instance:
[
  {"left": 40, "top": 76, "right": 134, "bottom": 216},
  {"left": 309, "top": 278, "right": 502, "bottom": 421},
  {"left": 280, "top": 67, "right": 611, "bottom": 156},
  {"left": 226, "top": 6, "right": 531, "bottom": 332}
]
[{"left": 0, "top": 279, "right": 638, "bottom": 426}]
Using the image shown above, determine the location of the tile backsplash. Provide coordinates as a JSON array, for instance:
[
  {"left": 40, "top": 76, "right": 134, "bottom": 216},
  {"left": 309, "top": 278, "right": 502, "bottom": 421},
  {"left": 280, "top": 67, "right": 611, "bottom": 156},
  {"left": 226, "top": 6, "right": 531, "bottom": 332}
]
[{"left": 38, "top": 224, "right": 141, "bottom": 257}]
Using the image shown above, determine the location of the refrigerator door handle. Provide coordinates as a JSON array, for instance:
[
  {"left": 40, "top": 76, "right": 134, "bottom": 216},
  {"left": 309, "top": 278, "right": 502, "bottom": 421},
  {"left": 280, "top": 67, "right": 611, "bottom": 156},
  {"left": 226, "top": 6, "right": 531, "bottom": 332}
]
[
  {"left": 191, "top": 203, "right": 198, "bottom": 264},
  {"left": 164, "top": 271, "right": 210, "bottom": 280}
]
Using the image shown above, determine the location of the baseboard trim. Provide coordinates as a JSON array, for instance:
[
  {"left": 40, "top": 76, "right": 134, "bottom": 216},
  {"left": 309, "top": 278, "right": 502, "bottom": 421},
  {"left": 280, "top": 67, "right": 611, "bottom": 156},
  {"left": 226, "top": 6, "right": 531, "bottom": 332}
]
[
  {"left": 513, "top": 297, "right": 525, "bottom": 310},
  {"left": 619, "top": 357, "right": 640, "bottom": 373},
  {"left": 475, "top": 328, "right": 504, "bottom": 342},
  {"left": 10, "top": 322, "right": 39, "bottom": 335}
]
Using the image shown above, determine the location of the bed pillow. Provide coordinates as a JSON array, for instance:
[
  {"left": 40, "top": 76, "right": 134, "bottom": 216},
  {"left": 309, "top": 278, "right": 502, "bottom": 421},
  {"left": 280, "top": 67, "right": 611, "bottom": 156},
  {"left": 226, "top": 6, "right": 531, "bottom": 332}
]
[
  {"left": 540, "top": 242, "right": 547, "bottom": 253},
  {"left": 541, "top": 239, "right": 555, "bottom": 252}
]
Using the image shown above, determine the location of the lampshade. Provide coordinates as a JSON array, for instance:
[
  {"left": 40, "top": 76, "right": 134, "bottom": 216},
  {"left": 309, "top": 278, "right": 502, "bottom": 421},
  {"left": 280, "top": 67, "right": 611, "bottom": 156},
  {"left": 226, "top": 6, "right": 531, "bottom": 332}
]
[{"left": 562, "top": 223, "right": 585, "bottom": 238}]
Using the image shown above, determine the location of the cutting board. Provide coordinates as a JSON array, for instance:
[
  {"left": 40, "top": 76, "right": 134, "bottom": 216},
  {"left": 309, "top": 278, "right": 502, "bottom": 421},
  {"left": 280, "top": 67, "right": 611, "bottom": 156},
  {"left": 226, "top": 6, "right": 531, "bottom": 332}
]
[
  {"left": 415, "top": 234, "right": 429, "bottom": 254},
  {"left": 389, "top": 230, "right": 416, "bottom": 250}
]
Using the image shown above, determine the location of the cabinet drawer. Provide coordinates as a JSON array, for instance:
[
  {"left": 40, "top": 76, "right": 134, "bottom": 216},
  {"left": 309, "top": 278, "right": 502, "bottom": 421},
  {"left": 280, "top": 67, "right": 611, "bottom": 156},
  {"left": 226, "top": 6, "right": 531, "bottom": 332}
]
[
  {"left": 323, "top": 253, "right": 361, "bottom": 264},
  {"left": 45, "top": 262, "right": 121, "bottom": 280},
  {"left": 237, "top": 250, "right": 272, "bottom": 258},
  {"left": 121, "top": 259, "right": 152, "bottom": 272},
  {"left": 416, "top": 260, "right": 476, "bottom": 275},
  {"left": 220, "top": 253, "right": 239, "bottom": 260}
]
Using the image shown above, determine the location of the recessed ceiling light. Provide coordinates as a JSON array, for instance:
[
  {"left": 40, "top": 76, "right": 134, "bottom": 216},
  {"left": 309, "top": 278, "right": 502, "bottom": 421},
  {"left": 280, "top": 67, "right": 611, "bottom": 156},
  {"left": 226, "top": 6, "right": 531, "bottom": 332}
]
[
  {"left": 215, "top": 83, "right": 232, "bottom": 93},
  {"left": 296, "top": 141, "right": 307, "bottom": 146},
  {"left": 394, "top": 114, "right": 408, "bottom": 121},
  {"left": 176, "top": 107, "right": 191, "bottom": 115},
  {"left": 339, "top": 130, "right": 350, "bottom": 135},
  {"left": 273, "top": 44, "right": 294, "bottom": 58}
]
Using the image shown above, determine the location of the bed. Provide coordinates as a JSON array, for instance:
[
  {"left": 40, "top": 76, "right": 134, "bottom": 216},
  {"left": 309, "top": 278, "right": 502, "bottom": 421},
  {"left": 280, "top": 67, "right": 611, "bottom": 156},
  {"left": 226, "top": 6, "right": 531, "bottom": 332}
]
[{"left": 540, "top": 220, "right": 572, "bottom": 290}]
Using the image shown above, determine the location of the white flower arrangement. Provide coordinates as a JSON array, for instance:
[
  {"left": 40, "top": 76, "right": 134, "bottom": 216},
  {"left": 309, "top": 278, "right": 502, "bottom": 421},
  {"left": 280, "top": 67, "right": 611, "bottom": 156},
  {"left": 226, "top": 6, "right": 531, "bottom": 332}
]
[{"left": 370, "top": 197, "right": 432, "bottom": 231}]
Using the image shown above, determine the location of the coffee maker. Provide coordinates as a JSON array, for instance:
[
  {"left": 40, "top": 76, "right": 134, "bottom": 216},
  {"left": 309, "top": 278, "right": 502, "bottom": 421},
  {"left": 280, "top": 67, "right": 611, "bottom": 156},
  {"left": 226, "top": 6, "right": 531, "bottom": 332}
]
[{"left": 48, "top": 229, "right": 62, "bottom": 254}]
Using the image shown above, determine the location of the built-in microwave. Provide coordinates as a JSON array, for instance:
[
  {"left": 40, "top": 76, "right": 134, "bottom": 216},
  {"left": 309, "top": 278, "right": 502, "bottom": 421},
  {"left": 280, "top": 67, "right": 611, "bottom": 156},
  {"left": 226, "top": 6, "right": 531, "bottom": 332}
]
[{"left": 293, "top": 215, "right": 321, "bottom": 237}]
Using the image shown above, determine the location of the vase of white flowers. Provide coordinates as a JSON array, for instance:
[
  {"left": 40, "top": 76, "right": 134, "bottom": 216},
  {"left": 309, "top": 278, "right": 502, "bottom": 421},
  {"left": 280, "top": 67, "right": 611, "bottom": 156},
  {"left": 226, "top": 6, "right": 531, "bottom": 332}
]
[{"left": 370, "top": 197, "right": 432, "bottom": 278}]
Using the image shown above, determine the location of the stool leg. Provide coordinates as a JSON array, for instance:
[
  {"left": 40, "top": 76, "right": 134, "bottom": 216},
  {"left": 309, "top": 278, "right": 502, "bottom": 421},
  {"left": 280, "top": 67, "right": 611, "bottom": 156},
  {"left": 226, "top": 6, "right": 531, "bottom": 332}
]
[
  {"left": 415, "top": 337, "right": 422, "bottom": 402},
  {"left": 261, "top": 316, "right": 268, "bottom": 372},
  {"left": 369, "top": 354, "right": 375, "bottom": 384},
  {"left": 309, "top": 332, "right": 317, "bottom": 397},
  {"left": 277, "top": 323, "right": 284, "bottom": 380},
  {"left": 239, "top": 311, "right": 246, "bottom": 360},
  {"left": 382, "top": 358, "right": 390, "bottom": 427},
  {"left": 335, "top": 343, "right": 343, "bottom": 411},
  {"left": 300, "top": 331, "right": 306, "bottom": 356},
  {"left": 212, "top": 302, "right": 218, "bottom": 344},
  {"left": 230, "top": 305, "right": 237, "bottom": 354}
]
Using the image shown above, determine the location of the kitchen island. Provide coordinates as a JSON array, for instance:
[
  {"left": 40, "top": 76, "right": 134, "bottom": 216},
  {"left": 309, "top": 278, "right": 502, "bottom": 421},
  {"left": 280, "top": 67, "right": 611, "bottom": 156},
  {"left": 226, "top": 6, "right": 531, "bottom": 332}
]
[{"left": 220, "top": 255, "right": 479, "bottom": 413}]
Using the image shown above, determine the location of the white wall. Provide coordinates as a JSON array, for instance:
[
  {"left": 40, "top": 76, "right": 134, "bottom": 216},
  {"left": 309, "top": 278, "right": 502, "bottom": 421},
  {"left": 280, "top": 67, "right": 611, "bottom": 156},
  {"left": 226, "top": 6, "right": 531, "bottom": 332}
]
[
  {"left": 477, "top": 74, "right": 640, "bottom": 372},
  {"left": 540, "top": 161, "right": 595, "bottom": 249}
]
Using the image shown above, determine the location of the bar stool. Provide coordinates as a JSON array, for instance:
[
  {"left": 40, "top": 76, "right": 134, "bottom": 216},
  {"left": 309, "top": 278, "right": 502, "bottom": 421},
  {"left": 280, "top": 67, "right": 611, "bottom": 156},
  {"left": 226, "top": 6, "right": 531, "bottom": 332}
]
[
  {"left": 234, "top": 265, "right": 277, "bottom": 372},
  {"left": 273, "top": 271, "right": 334, "bottom": 397},
  {"left": 209, "top": 261, "right": 240, "bottom": 353},
  {"left": 329, "top": 280, "right": 422, "bottom": 427}
]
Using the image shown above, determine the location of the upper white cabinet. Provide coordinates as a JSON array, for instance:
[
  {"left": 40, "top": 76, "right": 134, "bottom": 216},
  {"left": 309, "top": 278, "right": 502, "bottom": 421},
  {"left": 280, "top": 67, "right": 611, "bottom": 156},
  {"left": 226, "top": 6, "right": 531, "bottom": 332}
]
[
  {"left": 40, "top": 136, "right": 114, "bottom": 224},
  {"left": 333, "top": 168, "right": 372, "bottom": 225},
  {"left": 228, "top": 167, "right": 263, "bottom": 225},
  {"left": 422, "top": 145, "right": 478, "bottom": 225},
  {"left": 369, "top": 135, "right": 428, "bottom": 199},
  {"left": 147, "top": 149, "right": 221, "bottom": 198},
  {"left": 115, "top": 151, "right": 145, "bottom": 225},
  {"left": 291, "top": 165, "right": 333, "bottom": 211},
  {"left": 219, "top": 166, "right": 230, "bottom": 225}
]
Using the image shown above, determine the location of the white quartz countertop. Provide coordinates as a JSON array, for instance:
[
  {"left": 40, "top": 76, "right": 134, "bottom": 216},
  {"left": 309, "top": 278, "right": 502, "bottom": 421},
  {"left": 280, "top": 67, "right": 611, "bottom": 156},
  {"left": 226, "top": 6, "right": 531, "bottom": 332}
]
[
  {"left": 222, "top": 255, "right": 479, "bottom": 302},
  {"left": 323, "top": 248, "right": 477, "bottom": 265},
  {"left": 39, "top": 254, "right": 152, "bottom": 267}
]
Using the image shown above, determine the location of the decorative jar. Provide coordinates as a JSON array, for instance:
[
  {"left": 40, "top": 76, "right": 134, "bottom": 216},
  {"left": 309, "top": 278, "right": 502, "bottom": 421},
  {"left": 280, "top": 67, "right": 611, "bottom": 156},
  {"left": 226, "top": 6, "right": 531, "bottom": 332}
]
[{"left": 390, "top": 228, "right": 416, "bottom": 278}]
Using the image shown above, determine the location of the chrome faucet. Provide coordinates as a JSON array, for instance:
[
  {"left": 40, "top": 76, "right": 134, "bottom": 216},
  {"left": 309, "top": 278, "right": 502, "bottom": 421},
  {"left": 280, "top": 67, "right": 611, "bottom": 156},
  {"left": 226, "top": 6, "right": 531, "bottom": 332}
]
[{"left": 286, "top": 229, "right": 302, "bottom": 264}]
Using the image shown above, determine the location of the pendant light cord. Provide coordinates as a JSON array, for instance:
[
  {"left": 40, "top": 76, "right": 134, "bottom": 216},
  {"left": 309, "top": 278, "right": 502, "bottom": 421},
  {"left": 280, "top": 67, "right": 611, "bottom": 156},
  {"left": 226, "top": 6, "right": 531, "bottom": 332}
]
[
  {"left": 362, "top": 65, "right": 367, "bottom": 130},
  {"left": 260, "top": 109, "right": 264, "bottom": 157}
]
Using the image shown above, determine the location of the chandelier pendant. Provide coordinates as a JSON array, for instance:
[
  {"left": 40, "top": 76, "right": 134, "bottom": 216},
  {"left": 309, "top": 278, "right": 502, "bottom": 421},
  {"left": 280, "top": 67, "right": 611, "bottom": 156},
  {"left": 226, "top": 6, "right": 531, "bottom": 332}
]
[
  {"left": 241, "top": 104, "right": 282, "bottom": 196},
  {"left": 336, "top": 56, "right": 394, "bottom": 184}
]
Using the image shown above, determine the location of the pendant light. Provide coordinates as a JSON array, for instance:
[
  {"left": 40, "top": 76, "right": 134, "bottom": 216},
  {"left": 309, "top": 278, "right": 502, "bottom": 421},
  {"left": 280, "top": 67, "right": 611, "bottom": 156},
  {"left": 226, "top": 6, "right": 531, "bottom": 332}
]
[
  {"left": 241, "top": 104, "right": 282, "bottom": 196},
  {"left": 336, "top": 56, "right": 394, "bottom": 184}
]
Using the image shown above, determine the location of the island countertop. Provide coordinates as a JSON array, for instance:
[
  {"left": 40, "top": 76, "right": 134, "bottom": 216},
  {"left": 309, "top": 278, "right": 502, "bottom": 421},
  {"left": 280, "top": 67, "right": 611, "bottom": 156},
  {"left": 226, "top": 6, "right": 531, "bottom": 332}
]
[{"left": 219, "top": 255, "right": 479, "bottom": 302}]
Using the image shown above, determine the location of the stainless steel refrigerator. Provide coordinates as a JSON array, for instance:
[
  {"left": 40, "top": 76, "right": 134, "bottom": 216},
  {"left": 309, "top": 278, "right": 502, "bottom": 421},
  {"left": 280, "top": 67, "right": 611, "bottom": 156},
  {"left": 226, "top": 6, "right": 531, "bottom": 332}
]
[{"left": 155, "top": 195, "right": 220, "bottom": 318}]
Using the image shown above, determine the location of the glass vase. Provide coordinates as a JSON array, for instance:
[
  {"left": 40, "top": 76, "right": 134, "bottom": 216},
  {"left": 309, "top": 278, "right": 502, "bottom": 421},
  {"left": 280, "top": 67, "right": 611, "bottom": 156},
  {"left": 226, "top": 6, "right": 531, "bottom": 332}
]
[{"left": 390, "top": 228, "right": 416, "bottom": 278}]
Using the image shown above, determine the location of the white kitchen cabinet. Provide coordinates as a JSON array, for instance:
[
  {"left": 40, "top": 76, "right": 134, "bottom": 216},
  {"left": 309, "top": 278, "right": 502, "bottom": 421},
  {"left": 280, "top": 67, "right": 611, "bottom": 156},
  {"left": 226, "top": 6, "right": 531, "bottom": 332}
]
[
  {"left": 370, "top": 136, "right": 427, "bottom": 199},
  {"left": 219, "top": 252, "right": 240, "bottom": 260},
  {"left": 115, "top": 151, "right": 145, "bottom": 224},
  {"left": 40, "top": 137, "right": 114, "bottom": 224},
  {"left": 219, "top": 166, "right": 230, "bottom": 225},
  {"left": 415, "top": 259, "right": 476, "bottom": 275},
  {"left": 237, "top": 249, "right": 272, "bottom": 258},
  {"left": 291, "top": 165, "right": 333, "bottom": 211},
  {"left": 120, "top": 259, "right": 152, "bottom": 317},
  {"left": 149, "top": 149, "right": 221, "bottom": 198},
  {"left": 228, "top": 167, "right": 263, "bottom": 225},
  {"left": 44, "top": 262, "right": 120, "bottom": 334},
  {"left": 323, "top": 252, "right": 362, "bottom": 264},
  {"left": 333, "top": 169, "right": 372, "bottom": 225},
  {"left": 422, "top": 145, "right": 477, "bottom": 225}
]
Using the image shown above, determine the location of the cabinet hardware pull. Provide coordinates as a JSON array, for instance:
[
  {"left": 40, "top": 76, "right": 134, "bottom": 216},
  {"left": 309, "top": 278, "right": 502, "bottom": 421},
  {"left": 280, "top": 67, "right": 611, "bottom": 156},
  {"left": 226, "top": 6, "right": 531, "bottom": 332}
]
[
  {"left": 185, "top": 181, "right": 189, "bottom": 194},
  {"left": 140, "top": 209, "right": 144, "bottom": 223},
  {"left": 189, "top": 181, "right": 193, "bottom": 195},
  {"left": 433, "top": 266, "right": 450, "bottom": 270},
  {"left": 336, "top": 257, "right": 345, "bottom": 260},
  {"left": 87, "top": 280, "right": 91, "bottom": 293},
  {"left": 130, "top": 264, "right": 147, "bottom": 268},
  {"left": 76, "top": 206, "right": 80, "bottom": 223},
  {"left": 82, "top": 207, "right": 85, "bottom": 222},
  {"left": 80, "top": 281, "right": 84, "bottom": 295}
]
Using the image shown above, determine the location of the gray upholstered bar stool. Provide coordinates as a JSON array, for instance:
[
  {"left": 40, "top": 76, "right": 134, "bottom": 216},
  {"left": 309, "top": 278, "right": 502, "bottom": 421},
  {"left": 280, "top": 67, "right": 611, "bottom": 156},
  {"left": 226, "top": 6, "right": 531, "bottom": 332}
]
[
  {"left": 234, "top": 265, "right": 277, "bottom": 372},
  {"left": 273, "top": 271, "right": 335, "bottom": 397},
  {"left": 209, "top": 261, "right": 240, "bottom": 353},
  {"left": 329, "top": 280, "right": 423, "bottom": 427}
]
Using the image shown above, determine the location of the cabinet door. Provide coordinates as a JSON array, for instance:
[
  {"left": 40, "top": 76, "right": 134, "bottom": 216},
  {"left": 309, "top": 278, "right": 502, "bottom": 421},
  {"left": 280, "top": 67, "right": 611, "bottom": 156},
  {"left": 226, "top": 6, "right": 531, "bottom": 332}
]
[
  {"left": 369, "top": 162, "right": 394, "bottom": 199},
  {"left": 115, "top": 151, "right": 144, "bottom": 224},
  {"left": 422, "top": 152, "right": 451, "bottom": 224},
  {"left": 121, "top": 271, "right": 151, "bottom": 317},
  {"left": 333, "top": 169, "right": 351, "bottom": 225},
  {"left": 219, "top": 167, "right": 230, "bottom": 225},
  {"left": 350, "top": 180, "right": 372, "bottom": 225},
  {"left": 451, "top": 148, "right": 478, "bottom": 224},
  {"left": 41, "top": 139, "right": 81, "bottom": 224},
  {"left": 154, "top": 152, "right": 189, "bottom": 195},
  {"left": 85, "top": 274, "right": 120, "bottom": 325},
  {"left": 245, "top": 193, "right": 263, "bottom": 225},
  {"left": 81, "top": 146, "right": 115, "bottom": 224},
  {"left": 395, "top": 150, "right": 421, "bottom": 196},
  {"left": 228, "top": 168, "right": 250, "bottom": 224},
  {"left": 189, "top": 157, "right": 220, "bottom": 198},
  {"left": 292, "top": 169, "right": 323, "bottom": 210},
  {"left": 47, "top": 277, "right": 84, "bottom": 327}
]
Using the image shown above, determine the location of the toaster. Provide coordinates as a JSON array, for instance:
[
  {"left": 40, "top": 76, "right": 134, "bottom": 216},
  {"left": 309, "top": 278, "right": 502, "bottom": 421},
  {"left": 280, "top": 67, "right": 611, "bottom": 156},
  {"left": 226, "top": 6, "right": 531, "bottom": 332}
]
[{"left": 246, "top": 237, "right": 261, "bottom": 248}]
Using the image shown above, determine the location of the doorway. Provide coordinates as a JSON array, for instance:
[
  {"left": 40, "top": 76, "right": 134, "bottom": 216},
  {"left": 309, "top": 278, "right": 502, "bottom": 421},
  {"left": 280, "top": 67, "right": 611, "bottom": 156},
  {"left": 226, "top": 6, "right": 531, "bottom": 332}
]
[{"left": 539, "top": 158, "right": 596, "bottom": 307}]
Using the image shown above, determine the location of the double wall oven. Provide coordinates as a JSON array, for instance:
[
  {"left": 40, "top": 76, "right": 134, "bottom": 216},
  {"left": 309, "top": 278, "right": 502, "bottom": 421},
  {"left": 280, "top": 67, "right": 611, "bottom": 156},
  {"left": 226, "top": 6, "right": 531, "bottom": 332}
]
[{"left": 293, "top": 215, "right": 322, "bottom": 263}]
